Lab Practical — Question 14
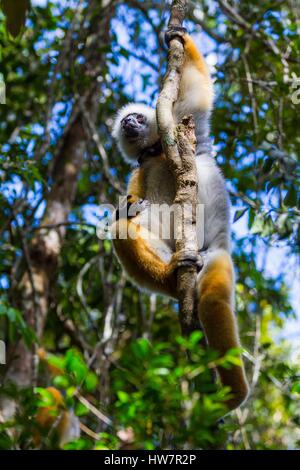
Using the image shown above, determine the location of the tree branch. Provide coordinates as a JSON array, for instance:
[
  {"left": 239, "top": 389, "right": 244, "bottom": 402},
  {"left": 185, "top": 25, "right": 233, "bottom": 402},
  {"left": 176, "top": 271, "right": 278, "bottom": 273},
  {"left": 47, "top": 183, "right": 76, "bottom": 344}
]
[{"left": 156, "top": 0, "right": 201, "bottom": 336}]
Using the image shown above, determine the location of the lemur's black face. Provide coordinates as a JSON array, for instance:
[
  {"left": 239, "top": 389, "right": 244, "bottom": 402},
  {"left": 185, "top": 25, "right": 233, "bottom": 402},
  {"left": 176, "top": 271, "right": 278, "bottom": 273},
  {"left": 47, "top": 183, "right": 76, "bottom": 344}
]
[{"left": 121, "top": 113, "right": 147, "bottom": 141}]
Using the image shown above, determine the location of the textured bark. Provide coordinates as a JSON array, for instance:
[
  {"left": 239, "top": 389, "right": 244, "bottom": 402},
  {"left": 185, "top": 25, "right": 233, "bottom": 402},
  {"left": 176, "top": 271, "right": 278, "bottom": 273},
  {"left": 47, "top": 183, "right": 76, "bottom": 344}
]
[
  {"left": 156, "top": 0, "right": 201, "bottom": 336},
  {"left": 168, "top": 0, "right": 187, "bottom": 27},
  {"left": 2, "top": 1, "right": 115, "bottom": 413},
  {"left": 175, "top": 117, "right": 201, "bottom": 336}
]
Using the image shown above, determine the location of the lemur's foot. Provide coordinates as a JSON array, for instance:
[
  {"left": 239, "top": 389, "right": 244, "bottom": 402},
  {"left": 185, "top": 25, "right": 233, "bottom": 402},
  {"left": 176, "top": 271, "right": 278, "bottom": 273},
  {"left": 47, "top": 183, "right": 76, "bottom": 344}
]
[
  {"left": 164, "top": 26, "right": 187, "bottom": 47},
  {"left": 127, "top": 196, "right": 150, "bottom": 218},
  {"left": 116, "top": 196, "right": 150, "bottom": 220},
  {"left": 170, "top": 249, "right": 203, "bottom": 272}
]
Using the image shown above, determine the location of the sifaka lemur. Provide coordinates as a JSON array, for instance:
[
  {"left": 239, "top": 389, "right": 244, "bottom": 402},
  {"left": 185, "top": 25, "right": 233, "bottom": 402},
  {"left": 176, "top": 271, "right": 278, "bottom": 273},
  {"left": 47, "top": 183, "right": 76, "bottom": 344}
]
[{"left": 111, "top": 28, "right": 249, "bottom": 411}]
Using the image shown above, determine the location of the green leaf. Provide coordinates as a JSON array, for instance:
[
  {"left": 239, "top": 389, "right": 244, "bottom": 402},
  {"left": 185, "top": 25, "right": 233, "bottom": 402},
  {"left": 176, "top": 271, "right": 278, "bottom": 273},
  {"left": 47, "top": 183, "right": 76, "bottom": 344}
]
[
  {"left": 233, "top": 207, "right": 248, "bottom": 223},
  {"left": 63, "top": 438, "right": 93, "bottom": 450},
  {"left": 85, "top": 371, "right": 98, "bottom": 392},
  {"left": 53, "top": 375, "right": 69, "bottom": 389},
  {"left": 75, "top": 401, "right": 89, "bottom": 417},
  {"left": 250, "top": 214, "right": 265, "bottom": 235},
  {"left": 291, "top": 382, "right": 300, "bottom": 394},
  {"left": 117, "top": 390, "right": 130, "bottom": 403},
  {"left": 131, "top": 338, "right": 151, "bottom": 359},
  {"left": 189, "top": 330, "right": 204, "bottom": 345}
]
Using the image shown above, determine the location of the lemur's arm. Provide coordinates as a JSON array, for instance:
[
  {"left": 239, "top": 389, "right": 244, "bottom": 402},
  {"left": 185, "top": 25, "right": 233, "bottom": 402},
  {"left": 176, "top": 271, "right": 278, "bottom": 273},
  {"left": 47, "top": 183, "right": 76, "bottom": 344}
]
[
  {"left": 127, "top": 168, "right": 146, "bottom": 203},
  {"left": 114, "top": 169, "right": 147, "bottom": 222}
]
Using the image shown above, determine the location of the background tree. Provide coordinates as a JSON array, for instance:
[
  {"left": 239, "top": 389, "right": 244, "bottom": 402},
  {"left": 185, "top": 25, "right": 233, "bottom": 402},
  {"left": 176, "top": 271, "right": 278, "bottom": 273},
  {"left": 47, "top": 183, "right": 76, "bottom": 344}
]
[{"left": 0, "top": 0, "right": 299, "bottom": 449}]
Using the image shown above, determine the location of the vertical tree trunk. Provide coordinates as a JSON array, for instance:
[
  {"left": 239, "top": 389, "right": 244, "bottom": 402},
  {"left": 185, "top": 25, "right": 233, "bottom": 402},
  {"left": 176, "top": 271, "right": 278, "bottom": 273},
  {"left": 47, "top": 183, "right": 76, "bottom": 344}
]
[{"left": 156, "top": 0, "right": 201, "bottom": 336}]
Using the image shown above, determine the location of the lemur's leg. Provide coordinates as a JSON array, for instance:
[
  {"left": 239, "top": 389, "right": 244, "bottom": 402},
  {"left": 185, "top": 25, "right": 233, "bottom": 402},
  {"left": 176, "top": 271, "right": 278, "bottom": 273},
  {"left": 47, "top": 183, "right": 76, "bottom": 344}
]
[
  {"left": 113, "top": 167, "right": 180, "bottom": 296},
  {"left": 166, "top": 28, "right": 214, "bottom": 116},
  {"left": 111, "top": 218, "right": 178, "bottom": 298},
  {"left": 182, "top": 34, "right": 211, "bottom": 76},
  {"left": 196, "top": 250, "right": 249, "bottom": 410}
]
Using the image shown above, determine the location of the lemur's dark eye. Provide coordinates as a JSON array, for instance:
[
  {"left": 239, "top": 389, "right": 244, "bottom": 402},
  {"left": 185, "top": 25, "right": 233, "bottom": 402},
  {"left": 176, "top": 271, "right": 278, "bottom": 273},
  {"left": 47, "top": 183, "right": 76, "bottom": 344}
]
[{"left": 136, "top": 114, "right": 145, "bottom": 124}]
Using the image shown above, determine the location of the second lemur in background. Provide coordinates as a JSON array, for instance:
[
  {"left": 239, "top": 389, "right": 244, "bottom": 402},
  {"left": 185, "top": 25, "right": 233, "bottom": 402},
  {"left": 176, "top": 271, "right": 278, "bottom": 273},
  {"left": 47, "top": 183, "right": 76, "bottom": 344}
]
[{"left": 111, "top": 28, "right": 249, "bottom": 411}]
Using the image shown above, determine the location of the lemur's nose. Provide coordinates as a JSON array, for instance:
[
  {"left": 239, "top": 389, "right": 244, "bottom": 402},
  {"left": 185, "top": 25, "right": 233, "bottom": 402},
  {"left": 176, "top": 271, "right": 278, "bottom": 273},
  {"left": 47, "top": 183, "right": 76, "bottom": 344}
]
[
  {"left": 121, "top": 115, "right": 140, "bottom": 138},
  {"left": 122, "top": 115, "right": 136, "bottom": 127}
]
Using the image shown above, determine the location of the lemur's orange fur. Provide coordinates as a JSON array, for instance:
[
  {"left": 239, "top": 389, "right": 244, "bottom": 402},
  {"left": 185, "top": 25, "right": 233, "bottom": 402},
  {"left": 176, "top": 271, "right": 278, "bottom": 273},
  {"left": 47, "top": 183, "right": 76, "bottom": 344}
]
[
  {"left": 183, "top": 34, "right": 210, "bottom": 74},
  {"left": 197, "top": 252, "right": 248, "bottom": 409},
  {"left": 113, "top": 219, "right": 177, "bottom": 297},
  {"left": 127, "top": 167, "right": 146, "bottom": 202},
  {"left": 112, "top": 33, "right": 249, "bottom": 411}
]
